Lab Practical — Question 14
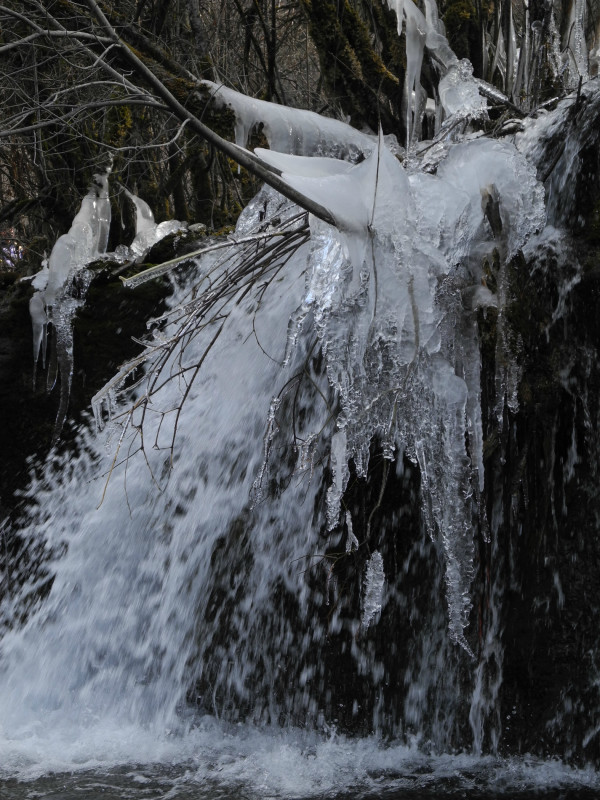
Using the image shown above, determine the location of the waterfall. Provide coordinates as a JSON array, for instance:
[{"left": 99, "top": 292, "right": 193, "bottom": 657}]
[{"left": 2, "top": 4, "right": 600, "bottom": 796}]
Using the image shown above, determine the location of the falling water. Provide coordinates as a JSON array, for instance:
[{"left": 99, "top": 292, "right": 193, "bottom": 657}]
[{"left": 2, "top": 2, "right": 600, "bottom": 797}]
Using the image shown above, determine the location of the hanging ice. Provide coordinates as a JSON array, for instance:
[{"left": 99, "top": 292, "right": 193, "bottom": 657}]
[
  {"left": 362, "top": 551, "right": 385, "bottom": 628},
  {"left": 77, "top": 86, "right": 545, "bottom": 652},
  {"left": 29, "top": 292, "right": 47, "bottom": 380},
  {"left": 345, "top": 511, "right": 359, "bottom": 553},
  {"left": 327, "top": 429, "right": 349, "bottom": 530},
  {"left": 28, "top": 168, "right": 111, "bottom": 439},
  {"left": 28, "top": 168, "right": 188, "bottom": 442},
  {"left": 43, "top": 170, "right": 111, "bottom": 308},
  {"left": 386, "top": 0, "right": 457, "bottom": 71},
  {"left": 125, "top": 189, "right": 187, "bottom": 259},
  {"left": 563, "top": 0, "right": 589, "bottom": 88},
  {"left": 404, "top": 13, "right": 427, "bottom": 146}
]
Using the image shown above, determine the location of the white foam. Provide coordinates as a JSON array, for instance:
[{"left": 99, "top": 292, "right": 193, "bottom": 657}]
[{"left": 2, "top": 719, "right": 599, "bottom": 798}]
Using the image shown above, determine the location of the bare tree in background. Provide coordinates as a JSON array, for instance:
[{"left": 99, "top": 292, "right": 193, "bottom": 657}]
[{"left": 0, "top": 0, "right": 329, "bottom": 272}]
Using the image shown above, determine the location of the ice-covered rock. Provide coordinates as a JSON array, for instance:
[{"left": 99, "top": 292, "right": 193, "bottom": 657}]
[
  {"left": 29, "top": 169, "right": 186, "bottom": 441},
  {"left": 125, "top": 189, "right": 187, "bottom": 260},
  {"left": 28, "top": 169, "right": 112, "bottom": 434}
]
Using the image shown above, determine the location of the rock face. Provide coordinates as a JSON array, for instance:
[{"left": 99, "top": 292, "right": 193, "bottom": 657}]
[
  {"left": 0, "top": 273, "right": 58, "bottom": 621},
  {"left": 486, "top": 86, "right": 600, "bottom": 762},
  {"left": 0, "top": 224, "right": 215, "bottom": 506},
  {"left": 475, "top": 231, "right": 600, "bottom": 762},
  {"left": 0, "top": 274, "right": 55, "bottom": 512}
]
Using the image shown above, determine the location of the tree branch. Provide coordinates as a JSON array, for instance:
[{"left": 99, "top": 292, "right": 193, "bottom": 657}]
[
  {"left": 81, "top": 0, "right": 337, "bottom": 227},
  {"left": 0, "top": 29, "right": 112, "bottom": 56},
  {"left": 0, "top": 100, "right": 168, "bottom": 140}
]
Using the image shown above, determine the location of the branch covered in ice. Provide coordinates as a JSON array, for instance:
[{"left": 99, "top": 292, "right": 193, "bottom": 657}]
[
  {"left": 201, "top": 80, "right": 374, "bottom": 159},
  {"left": 121, "top": 229, "right": 305, "bottom": 289}
]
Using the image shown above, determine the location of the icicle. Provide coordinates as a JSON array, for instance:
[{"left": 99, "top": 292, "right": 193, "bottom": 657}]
[
  {"left": 564, "top": 0, "right": 589, "bottom": 87},
  {"left": 51, "top": 299, "right": 79, "bottom": 444},
  {"left": 297, "top": 432, "right": 318, "bottom": 477},
  {"left": 282, "top": 303, "right": 310, "bottom": 367},
  {"left": 385, "top": 0, "right": 489, "bottom": 131},
  {"left": 512, "top": 1, "right": 530, "bottom": 107},
  {"left": 361, "top": 551, "right": 385, "bottom": 628},
  {"left": 94, "top": 170, "right": 111, "bottom": 255},
  {"left": 385, "top": 0, "right": 459, "bottom": 77},
  {"left": 547, "top": 11, "right": 564, "bottom": 85},
  {"left": 29, "top": 292, "right": 47, "bottom": 386},
  {"left": 345, "top": 511, "right": 359, "bottom": 553},
  {"left": 489, "top": 16, "right": 506, "bottom": 87},
  {"left": 326, "top": 428, "right": 348, "bottom": 530},
  {"left": 126, "top": 189, "right": 156, "bottom": 239},
  {"left": 506, "top": 1, "right": 517, "bottom": 99},
  {"left": 385, "top": 0, "right": 406, "bottom": 36},
  {"left": 251, "top": 396, "right": 282, "bottom": 507},
  {"left": 404, "top": 14, "right": 427, "bottom": 148},
  {"left": 124, "top": 189, "right": 187, "bottom": 260}
]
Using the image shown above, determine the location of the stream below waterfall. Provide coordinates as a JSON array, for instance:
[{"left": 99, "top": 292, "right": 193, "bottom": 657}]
[{"left": 2, "top": 726, "right": 600, "bottom": 799}]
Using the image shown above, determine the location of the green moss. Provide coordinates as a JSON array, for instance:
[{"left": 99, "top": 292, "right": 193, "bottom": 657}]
[
  {"left": 300, "top": 0, "right": 405, "bottom": 139},
  {"left": 105, "top": 103, "right": 134, "bottom": 148},
  {"left": 443, "top": 0, "right": 478, "bottom": 61}
]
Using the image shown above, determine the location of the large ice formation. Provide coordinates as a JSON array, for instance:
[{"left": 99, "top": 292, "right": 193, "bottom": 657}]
[{"left": 28, "top": 174, "right": 185, "bottom": 439}]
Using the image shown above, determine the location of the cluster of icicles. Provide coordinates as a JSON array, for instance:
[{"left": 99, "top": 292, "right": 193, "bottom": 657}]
[
  {"left": 183, "top": 0, "right": 596, "bottom": 648},
  {"left": 181, "top": 0, "right": 554, "bottom": 650},
  {"left": 27, "top": 164, "right": 185, "bottom": 441}
]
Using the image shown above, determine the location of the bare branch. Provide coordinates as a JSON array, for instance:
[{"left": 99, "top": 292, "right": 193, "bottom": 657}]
[
  {"left": 0, "top": 29, "right": 112, "bottom": 56},
  {"left": 81, "top": 0, "right": 337, "bottom": 227},
  {"left": 0, "top": 100, "right": 168, "bottom": 140}
]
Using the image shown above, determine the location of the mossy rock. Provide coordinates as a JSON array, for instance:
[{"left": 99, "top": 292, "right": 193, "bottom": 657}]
[
  {"left": 300, "top": 0, "right": 405, "bottom": 139},
  {"left": 442, "top": 0, "right": 478, "bottom": 61}
]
